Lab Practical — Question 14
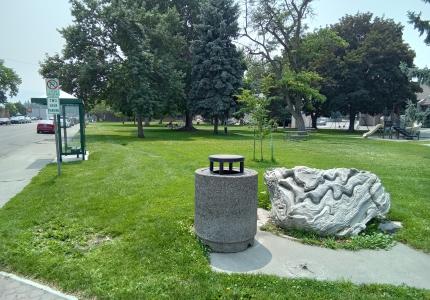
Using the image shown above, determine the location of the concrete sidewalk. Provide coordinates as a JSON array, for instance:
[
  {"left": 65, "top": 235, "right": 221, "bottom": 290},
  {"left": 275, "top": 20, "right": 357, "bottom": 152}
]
[
  {"left": 0, "top": 135, "right": 56, "bottom": 207},
  {"left": 0, "top": 272, "right": 77, "bottom": 300},
  {"left": 0, "top": 124, "right": 81, "bottom": 298},
  {"left": 211, "top": 229, "right": 430, "bottom": 290},
  {"left": 0, "top": 124, "right": 81, "bottom": 207}
]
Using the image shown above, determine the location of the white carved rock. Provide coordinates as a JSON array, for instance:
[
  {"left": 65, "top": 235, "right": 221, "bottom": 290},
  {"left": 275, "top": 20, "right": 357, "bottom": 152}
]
[{"left": 264, "top": 167, "right": 391, "bottom": 237}]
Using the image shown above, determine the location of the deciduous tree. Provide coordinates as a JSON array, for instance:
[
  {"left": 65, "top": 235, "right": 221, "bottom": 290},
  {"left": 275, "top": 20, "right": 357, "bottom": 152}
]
[
  {"left": 0, "top": 60, "right": 21, "bottom": 104},
  {"left": 237, "top": 89, "right": 271, "bottom": 161},
  {"left": 14, "top": 102, "right": 27, "bottom": 116},
  {"left": 330, "top": 13, "right": 420, "bottom": 131},
  {"left": 297, "top": 28, "right": 348, "bottom": 128},
  {"left": 4, "top": 102, "right": 17, "bottom": 116},
  {"left": 243, "top": 0, "right": 323, "bottom": 131},
  {"left": 40, "top": 0, "right": 185, "bottom": 138}
]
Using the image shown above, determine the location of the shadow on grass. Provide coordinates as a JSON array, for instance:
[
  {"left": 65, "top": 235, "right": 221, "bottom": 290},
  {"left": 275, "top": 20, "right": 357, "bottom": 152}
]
[
  {"left": 86, "top": 123, "right": 376, "bottom": 150},
  {"left": 87, "top": 125, "right": 259, "bottom": 143}
]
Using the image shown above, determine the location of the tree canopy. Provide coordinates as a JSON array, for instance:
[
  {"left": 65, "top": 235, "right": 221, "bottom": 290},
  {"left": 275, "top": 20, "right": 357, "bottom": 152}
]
[
  {"left": 404, "top": 0, "right": 430, "bottom": 85},
  {"left": 243, "top": 0, "right": 325, "bottom": 131},
  {"left": 307, "top": 13, "right": 420, "bottom": 131},
  {"left": 296, "top": 28, "right": 348, "bottom": 128},
  {"left": 408, "top": 0, "right": 430, "bottom": 45},
  {"left": 39, "top": 0, "right": 425, "bottom": 134},
  {"left": 0, "top": 60, "right": 21, "bottom": 104},
  {"left": 190, "top": 0, "right": 245, "bottom": 134},
  {"left": 40, "top": 0, "right": 186, "bottom": 138},
  {"left": 4, "top": 102, "right": 17, "bottom": 116}
]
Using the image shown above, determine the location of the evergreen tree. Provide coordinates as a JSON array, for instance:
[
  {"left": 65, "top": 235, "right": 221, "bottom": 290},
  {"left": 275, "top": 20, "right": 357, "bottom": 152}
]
[
  {"left": 171, "top": 0, "right": 202, "bottom": 130},
  {"left": 190, "top": 0, "right": 245, "bottom": 134},
  {"left": 404, "top": 0, "right": 430, "bottom": 85},
  {"left": 408, "top": 0, "right": 430, "bottom": 45}
]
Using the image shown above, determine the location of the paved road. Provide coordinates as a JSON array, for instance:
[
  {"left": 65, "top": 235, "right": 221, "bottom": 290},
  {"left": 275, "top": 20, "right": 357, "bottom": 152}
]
[{"left": 0, "top": 123, "right": 55, "bottom": 158}]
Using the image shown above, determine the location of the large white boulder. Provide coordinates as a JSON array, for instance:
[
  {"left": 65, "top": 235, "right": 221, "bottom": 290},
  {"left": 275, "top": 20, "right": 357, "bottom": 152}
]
[{"left": 264, "top": 167, "right": 391, "bottom": 237}]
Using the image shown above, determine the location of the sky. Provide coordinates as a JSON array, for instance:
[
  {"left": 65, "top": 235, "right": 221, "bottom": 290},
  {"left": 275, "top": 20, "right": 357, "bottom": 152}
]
[{"left": 0, "top": 0, "right": 429, "bottom": 103}]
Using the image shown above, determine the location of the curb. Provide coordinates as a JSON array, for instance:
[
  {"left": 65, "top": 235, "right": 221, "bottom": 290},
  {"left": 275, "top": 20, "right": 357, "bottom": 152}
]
[{"left": 0, "top": 272, "right": 78, "bottom": 300}]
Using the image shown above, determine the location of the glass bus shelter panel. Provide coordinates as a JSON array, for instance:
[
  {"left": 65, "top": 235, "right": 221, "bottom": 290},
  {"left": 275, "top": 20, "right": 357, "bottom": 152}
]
[{"left": 58, "top": 104, "right": 85, "bottom": 158}]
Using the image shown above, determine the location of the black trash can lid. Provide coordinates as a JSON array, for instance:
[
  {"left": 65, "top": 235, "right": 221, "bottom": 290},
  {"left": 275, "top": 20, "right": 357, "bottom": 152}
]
[
  {"left": 209, "top": 154, "right": 244, "bottom": 163},
  {"left": 208, "top": 154, "right": 245, "bottom": 175}
]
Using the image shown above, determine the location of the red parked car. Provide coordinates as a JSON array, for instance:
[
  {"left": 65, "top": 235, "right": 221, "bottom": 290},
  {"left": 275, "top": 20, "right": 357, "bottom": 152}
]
[{"left": 37, "top": 120, "right": 55, "bottom": 134}]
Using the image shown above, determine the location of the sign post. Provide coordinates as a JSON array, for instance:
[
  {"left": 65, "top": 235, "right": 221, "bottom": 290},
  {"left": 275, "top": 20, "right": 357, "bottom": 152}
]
[{"left": 45, "top": 78, "right": 61, "bottom": 176}]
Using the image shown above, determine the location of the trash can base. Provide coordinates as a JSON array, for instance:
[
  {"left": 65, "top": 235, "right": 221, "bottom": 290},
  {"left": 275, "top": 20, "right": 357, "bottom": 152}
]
[{"left": 201, "top": 237, "right": 254, "bottom": 253}]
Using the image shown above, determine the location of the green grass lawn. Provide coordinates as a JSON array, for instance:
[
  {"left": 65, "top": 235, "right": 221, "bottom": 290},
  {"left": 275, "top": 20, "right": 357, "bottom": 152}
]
[{"left": 0, "top": 123, "right": 429, "bottom": 299}]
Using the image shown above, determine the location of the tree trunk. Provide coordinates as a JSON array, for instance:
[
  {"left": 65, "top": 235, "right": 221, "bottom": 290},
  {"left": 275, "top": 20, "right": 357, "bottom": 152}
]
[
  {"left": 253, "top": 129, "right": 256, "bottom": 161},
  {"left": 293, "top": 111, "right": 306, "bottom": 131},
  {"left": 183, "top": 110, "right": 195, "bottom": 130},
  {"left": 137, "top": 113, "right": 144, "bottom": 138},
  {"left": 270, "top": 131, "right": 274, "bottom": 162},
  {"left": 285, "top": 95, "right": 306, "bottom": 131},
  {"left": 311, "top": 113, "right": 318, "bottom": 129},
  {"left": 144, "top": 117, "right": 150, "bottom": 127},
  {"left": 158, "top": 118, "right": 163, "bottom": 125},
  {"left": 348, "top": 107, "right": 356, "bottom": 132},
  {"left": 213, "top": 116, "right": 219, "bottom": 134},
  {"left": 260, "top": 133, "right": 263, "bottom": 161}
]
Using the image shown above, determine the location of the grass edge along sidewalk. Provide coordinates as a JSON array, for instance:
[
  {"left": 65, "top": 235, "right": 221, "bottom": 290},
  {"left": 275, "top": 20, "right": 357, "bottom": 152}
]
[
  {"left": 0, "top": 271, "right": 77, "bottom": 300},
  {"left": 0, "top": 123, "right": 429, "bottom": 299}
]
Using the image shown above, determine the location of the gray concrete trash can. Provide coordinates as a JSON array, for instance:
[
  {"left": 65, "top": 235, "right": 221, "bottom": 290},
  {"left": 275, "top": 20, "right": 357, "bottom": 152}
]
[{"left": 195, "top": 154, "right": 258, "bottom": 252}]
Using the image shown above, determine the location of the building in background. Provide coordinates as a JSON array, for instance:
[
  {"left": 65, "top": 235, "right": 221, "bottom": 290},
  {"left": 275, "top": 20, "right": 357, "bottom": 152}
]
[
  {"left": 28, "top": 103, "right": 48, "bottom": 119},
  {"left": 417, "top": 84, "right": 430, "bottom": 111}
]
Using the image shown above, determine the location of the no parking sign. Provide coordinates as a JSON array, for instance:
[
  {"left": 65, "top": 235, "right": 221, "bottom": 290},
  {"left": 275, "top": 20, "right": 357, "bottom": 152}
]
[
  {"left": 45, "top": 78, "right": 62, "bottom": 175},
  {"left": 45, "top": 78, "right": 60, "bottom": 114}
]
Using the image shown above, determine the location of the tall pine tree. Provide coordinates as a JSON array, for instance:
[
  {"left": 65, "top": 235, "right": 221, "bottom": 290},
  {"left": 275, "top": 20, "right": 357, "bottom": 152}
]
[
  {"left": 408, "top": 0, "right": 430, "bottom": 45},
  {"left": 404, "top": 0, "right": 430, "bottom": 85},
  {"left": 190, "top": 0, "right": 245, "bottom": 134}
]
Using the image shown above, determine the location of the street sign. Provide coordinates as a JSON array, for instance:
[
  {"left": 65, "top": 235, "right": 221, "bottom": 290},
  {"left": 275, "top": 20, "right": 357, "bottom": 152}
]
[
  {"left": 45, "top": 78, "right": 60, "bottom": 114},
  {"left": 45, "top": 78, "right": 62, "bottom": 176},
  {"left": 47, "top": 97, "right": 60, "bottom": 114},
  {"left": 46, "top": 78, "right": 60, "bottom": 98}
]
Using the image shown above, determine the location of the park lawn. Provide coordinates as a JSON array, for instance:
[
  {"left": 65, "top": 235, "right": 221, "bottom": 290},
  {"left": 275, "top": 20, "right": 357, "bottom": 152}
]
[{"left": 0, "top": 122, "right": 429, "bottom": 299}]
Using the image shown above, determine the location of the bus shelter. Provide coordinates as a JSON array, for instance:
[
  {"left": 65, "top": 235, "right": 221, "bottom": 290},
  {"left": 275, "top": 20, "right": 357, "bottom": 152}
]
[{"left": 31, "top": 91, "right": 86, "bottom": 161}]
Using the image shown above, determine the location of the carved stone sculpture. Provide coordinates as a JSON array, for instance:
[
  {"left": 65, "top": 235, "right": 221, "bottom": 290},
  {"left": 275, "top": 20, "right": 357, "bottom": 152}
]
[{"left": 264, "top": 167, "right": 391, "bottom": 237}]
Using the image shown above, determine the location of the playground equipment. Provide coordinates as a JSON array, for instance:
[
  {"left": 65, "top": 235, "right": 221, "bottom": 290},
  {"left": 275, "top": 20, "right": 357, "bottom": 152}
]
[
  {"left": 363, "top": 124, "right": 383, "bottom": 138},
  {"left": 393, "top": 123, "right": 421, "bottom": 140},
  {"left": 363, "top": 118, "right": 421, "bottom": 140}
]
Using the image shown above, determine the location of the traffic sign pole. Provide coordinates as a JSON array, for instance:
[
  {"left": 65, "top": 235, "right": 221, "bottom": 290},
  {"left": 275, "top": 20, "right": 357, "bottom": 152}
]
[
  {"left": 45, "top": 78, "right": 61, "bottom": 176},
  {"left": 54, "top": 114, "right": 61, "bottom": 176}
]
